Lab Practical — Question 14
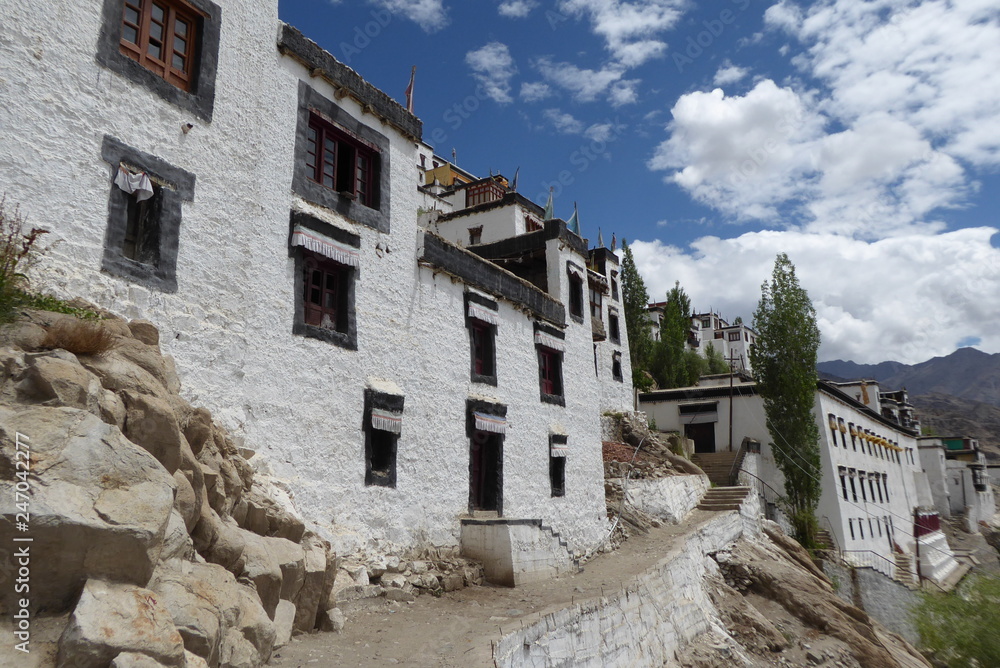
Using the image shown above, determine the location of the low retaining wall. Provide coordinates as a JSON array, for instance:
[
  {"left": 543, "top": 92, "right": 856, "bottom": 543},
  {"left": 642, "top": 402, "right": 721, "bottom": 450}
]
[
  {"left": 624, "top": 474, "right": 709, "bottom": 524},
  {"left": 823, "top": 560, "right": 920, "bottom": 646},
  {"left": 493, "top": 512, "right": 746, "bottom": 667}
]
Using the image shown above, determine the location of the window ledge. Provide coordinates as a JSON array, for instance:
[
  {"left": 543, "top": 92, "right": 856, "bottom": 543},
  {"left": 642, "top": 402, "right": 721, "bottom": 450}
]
[
  {"left": 471, "top": 373, "right": 498, "bottom": 386},
  {"left": 541, "top": 393, "right": 566, "bottom": 407},
  {"left": 293, "top": 322, "right": 357, "bottom": 351}
]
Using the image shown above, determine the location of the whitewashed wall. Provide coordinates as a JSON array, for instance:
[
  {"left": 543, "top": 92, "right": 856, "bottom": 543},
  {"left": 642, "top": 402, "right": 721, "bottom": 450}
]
[{"left": 0, "top": 0, "right": 613, "bottom": 556}]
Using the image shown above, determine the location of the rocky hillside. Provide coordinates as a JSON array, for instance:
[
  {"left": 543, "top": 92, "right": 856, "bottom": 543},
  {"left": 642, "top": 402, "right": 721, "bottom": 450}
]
[
  {"left": 911, "top": 393, "right": 1000, "bottom": 460},
  {"left": 0, "top": 308, "right": 485, "bottom": 667},
  {"left": 819, "top": 347, "right": 1000, "bottom": 407}
]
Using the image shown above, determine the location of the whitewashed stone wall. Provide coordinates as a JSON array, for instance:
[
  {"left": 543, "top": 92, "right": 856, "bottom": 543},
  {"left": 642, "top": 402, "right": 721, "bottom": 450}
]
[
  {"left": 1, "top": 1, "right": 616, "bottom": 557},
  {"left": 493, "top": 512, "right": 746, "bottom": 667},
  {"left": 625, "top": 474, "right": 710, "bottom": 525}
]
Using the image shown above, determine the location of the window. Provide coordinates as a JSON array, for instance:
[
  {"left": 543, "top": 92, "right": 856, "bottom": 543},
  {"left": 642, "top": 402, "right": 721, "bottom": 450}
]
[
  {"left": 611, "top": 351, "right": 623, "bottom": 382},
  {"left": 728, "top": 331, "right": 741, "bottom": 341},
  {"left": 466, "top": 294, "right": 498, "bottom": 385},
  {"left": 608, "top": 311, "right": 621, "bottom": 343},
  {"left": 471, "top": 322, "right": 495, "bottom": 376},
  {"left": 828, "top": 414, "right": 838, "bottom": 444},
  {"left": 302, "top": 253, "right": 351, "bottom": 333},
  {"left": 568, "top": 273, "right": 584, "bottom": 320},
  {"left": 714, "top": 330, "right": 724, "bottom": 339},
  {"left": 468, "top": 226, "right": 483, "bottom": 245},
  {"left": 525, "top": 215, "right": 543, "bottom": 232},
  {"left": 538, "top": 348, "right": 564, "bottom": 401},
  {"left": 97, "top": 0, "right": 220, "bottom": 120},
  {"left": 849, "top": 423, "right": 857, "bottom": 450},
  {"left": 549, "top": 435, "right": 567, "bottom": 498},
  {"left": 838, "top": 418, "right": 847, "bottom": 448},
  {"left": 293, "top": 83, "right": 391, "bottom": 232},
  {"left": 849, "top": 519, "right": 855, "bottom": 540},
  {"left": 701, "top": 318, "right": 712, "bottom": 328},
  {"left": 290, "top": 211, "right": 359, "bottom": 350},
  {"left": 849, "top": 470, "right": 858, "bottom": 501},
  {"left": 589, "top": 287, "right": 603, "bottom": 321},
  {"left": 119, "top": 0, "right": 198, "bottom": 91},
  {"left": 364, "top": 389, "right": 403, "bottom": 487},
  {"left": 610, "top": 272, "right": 619, "bottom": 301},
  {"left": 468, "top": 400, "right": 506, "bottom": 514},
  {"left": 305, "top": 113, "right": 380, "bottom": 208},
  {"left": 101, "top": 135, "right": 193, "bottom": 293},
  {"left": 838, "top": 467, "right": 848, "bottom": 500}
]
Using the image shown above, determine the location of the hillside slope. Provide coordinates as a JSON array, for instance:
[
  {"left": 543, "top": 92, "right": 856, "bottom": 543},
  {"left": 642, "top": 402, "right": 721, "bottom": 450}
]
[{"left": 819, "top": 348, "right": 1000, "bottom": 407}]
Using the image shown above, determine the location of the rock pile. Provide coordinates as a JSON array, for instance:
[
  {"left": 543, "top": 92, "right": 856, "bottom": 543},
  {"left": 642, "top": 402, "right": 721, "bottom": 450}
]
[
  {"left": 0, "top": 310, "right": 342, "bottom": 667},
  {"left": 332, "top": 551, "right": 485, "bottom": 607}
]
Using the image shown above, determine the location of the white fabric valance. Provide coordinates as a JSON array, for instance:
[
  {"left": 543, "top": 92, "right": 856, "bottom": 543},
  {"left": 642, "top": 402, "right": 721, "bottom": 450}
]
[
  {"left": 534, "top": 331, "right": 565, "bottom": 352},
  {"left": 468, "top": 303, "right": 499, "bottom": 325},
  {"left": 567, "top": 263, "right": 584, "bottom": 278},
  {"left": 291, "top": 225, "right": 361, "bottom": 267},
  {"left": 474, "top": 412, "right": 506, "bottom": 434},
  {"left": 114, "top": 166, "right": 154, "bottom": 202},
  {"left": 550, "top": 440, "right": 569, "bottom": 457},
  {"left": 371, "top": 407, "right": 402, "bottom": 434}
]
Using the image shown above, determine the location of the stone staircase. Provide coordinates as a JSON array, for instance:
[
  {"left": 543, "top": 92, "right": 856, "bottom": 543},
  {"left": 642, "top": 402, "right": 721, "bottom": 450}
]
[
  {"left": 894, "top": 552, "right": 916, "bottom": 586},
  {"left": 697, "top": 486, "right": 750, "bottom": 511},
  {"left": 815, "top": 529, "right": 834, "bottom": 551},
  {"left": 691, "top": 450, "right": 743, "bottom": 487}
]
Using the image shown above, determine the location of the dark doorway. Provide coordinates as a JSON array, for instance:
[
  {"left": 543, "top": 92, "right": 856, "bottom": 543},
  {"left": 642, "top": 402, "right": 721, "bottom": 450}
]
[
  {"left": 470, "top": 430, "right": 503, "bottom": 513},
  {"left": 685, "top": 422, "right": 717, "bottom": 453}
]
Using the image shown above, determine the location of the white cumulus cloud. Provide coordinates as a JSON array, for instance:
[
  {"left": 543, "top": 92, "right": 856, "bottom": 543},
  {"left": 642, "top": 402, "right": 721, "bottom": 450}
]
[
  {"left": 535, "top": 57, "right": 639, "bottom": 105},
  {"left": 498, "top": 0, "right": 539, "bottom": 18},
  {"left": 713, "top": 62, "right": 748, "bottom": 86},
  {"left": 520, "top": 81, "right": 553, "bottom": 102},
  {"left": 372, "top": 0, "right": 448, "bottom": 32},
  {"left": 630, "top": 227, "right": 1000, "bottom": 364},
  {"left": 557, "top": 0, "right": 687, "bottom": 67},
  {"left": 544, "top": 109, "right": 585, "bottom": 134},
  {"left": 466, "top": 42, "right": 518, "bottom": 104}
]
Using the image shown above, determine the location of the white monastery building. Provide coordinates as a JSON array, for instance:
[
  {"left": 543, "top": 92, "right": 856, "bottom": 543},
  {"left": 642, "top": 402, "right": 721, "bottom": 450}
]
[
  {"left": 647, "top": 306, "right": 757, "bottom": 374},
  {"left": 0, "top": 0, "right": 633, "bottom": 560},
  {"left": 639, "top": 378, "right": 966, "bottom": 587}
]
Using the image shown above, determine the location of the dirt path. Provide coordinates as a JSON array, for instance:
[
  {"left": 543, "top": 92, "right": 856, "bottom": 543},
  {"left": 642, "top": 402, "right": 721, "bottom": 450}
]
[{"left": 270, "top": 510, "right": 721, "bottom": 667}]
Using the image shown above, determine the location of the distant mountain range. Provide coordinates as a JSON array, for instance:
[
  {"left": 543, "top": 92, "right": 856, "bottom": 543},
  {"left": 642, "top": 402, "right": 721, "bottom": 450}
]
[
  {"left": 818, "top": 347, "right": 1000, "bottom": 460},
  {"left": 818, "top": 347, "right": 1000, "bottom": 407}
]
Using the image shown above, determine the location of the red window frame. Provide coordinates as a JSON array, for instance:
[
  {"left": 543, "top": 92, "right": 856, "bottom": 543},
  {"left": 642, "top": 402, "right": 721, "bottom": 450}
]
[
  {"left": 539, "top": 347, "right": 562, "bottom": 396},
  {"left": 120, "top": 0, "right": 199, "bottom": 91},
  {"left": 305, "top": 114, "right": 379, "bottom": 208},
  {"left": 302, "top": 253, "right": 349, "bottom": 333}
]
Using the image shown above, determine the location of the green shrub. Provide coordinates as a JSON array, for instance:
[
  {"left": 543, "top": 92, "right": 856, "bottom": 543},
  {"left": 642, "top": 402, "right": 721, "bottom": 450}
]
[
  {"left": 0, "top": 196, "right": 48, "bottom": 322},
  {"left": 914, "top": 574, "right": 1000, "bottom": 667}
]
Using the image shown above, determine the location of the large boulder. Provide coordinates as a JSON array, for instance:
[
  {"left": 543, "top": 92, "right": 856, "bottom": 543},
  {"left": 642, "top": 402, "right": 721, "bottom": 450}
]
[
  {"left": 151, "top": 561, "right": 244, "bottom": 666},
  {"left": 15, "top": 352, "right": 103, "bottom": 414},
  {"left": 0, "top": 406, "right": 175, "bottom": 612},
  {"left": 293, "top": 532, "right": 334, "bottom": 633},
  {"left": 241, "top": 533, "right": 305, "bottom": 619},
  {"left": 57, "top": 579, "right": 185, "bottom": 668},
  {"left": 237, "top": 477, "right": 305, "bottom": 543},
  {"left": 122, "top": 391, "right": 186, "bottom": 474}
]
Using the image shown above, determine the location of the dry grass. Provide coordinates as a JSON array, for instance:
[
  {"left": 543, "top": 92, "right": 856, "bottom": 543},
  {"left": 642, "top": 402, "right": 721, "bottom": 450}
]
[{"left": 40, "top": 319, "right": 118, "bottom": 356}]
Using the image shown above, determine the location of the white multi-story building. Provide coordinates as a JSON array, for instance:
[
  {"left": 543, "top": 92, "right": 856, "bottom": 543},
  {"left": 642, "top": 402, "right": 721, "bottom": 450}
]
[
  {"left": 639, "top": 378, "right": 963, "bottom": 586},
  {"left": 0, "top": 1, "right": 632, "bottom": 559},
  {"left": 647, "top": 307, "right": 757, "bottom": 373}
]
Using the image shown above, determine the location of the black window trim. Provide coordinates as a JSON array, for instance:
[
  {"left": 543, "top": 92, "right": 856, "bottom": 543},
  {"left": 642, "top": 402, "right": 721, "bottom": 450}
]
[
  {"left": 363, "top": 388, "right": 403, "bottom": 488},
  {"left": 293, "top": 82, "right": 391, "bottom": 233},
  {"left": 535, "top": 322, "right": 566, "bottom": 407},
  {"left": 96, "top": 0, "right": 221, "bottom": 121},
  {"left": 289, "top": 210, "right": 360, "bottom": 350},
  {"left": 100, "top": 135, "right": 195, "bottom": 293},
  {"left": 465, "top": 292, "right": 498, "bottom": 386},
  {"left": 549, "top": 434, "right": 567, "bottom": 498}
]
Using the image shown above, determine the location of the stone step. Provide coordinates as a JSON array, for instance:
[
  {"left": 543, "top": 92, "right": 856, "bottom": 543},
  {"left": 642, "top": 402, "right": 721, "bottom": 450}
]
[{"left": 697, "top": 502, "right": 743, "bottom": 511}]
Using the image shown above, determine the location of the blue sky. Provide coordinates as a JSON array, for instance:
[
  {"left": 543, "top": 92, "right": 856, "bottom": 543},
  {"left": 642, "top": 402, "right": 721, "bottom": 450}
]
[{"left": 278, "top": 0, "right": 1000, "bottom": 365}]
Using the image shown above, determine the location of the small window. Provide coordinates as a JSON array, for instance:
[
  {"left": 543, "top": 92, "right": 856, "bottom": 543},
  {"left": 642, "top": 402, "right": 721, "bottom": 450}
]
[
  {"left": 363, "top": 389, "right": 403, "bottom": 488},
  {"left": 609, "top": 312, "right": 620, "bottom": 343},
  {"left": 525, "top": 215, "right": 543, "bottom": 232},
  {"left": 610, "top": 272, "right": 619, "bottom": 301},
  {"left": 549, "top": 435, "right": 567, "bottom": 498},
  {"left": 611, "top": 352, "right": 623, "bottom": 382},
  {"left": 470, "top": 321, "right": 496, "bottom": 382},
  {"left": 302, "top": 252, "right": 351, "bottom": 334},
  {"left": 119, "top": 0, "right": 199, "bottom": 91},
  {"left": 568, "top": 274, "right": 584, "bottom": 320},
  {"left": 728, "top": 331, "right": 740, "bottom": 341},
  {"left": 538, "top": 347, "right": 564, "bottom": 404},
  {"left": 714, "top": 330, "right": 724, "bottom": 339},
  {"left": 589, "top": 287, "right": 603, "bottom": 321},
  {"left": 468, "top": 226, "right": 483, "bottom": 245},
  {"left": 702, "top": 318, "right": 712, "bottom": 328},
  {"left": 306, "top": 114, "right": 380, "bottom": 208},
  {"left": 101, "top": 136, "right": 194, "bottom": 293}
]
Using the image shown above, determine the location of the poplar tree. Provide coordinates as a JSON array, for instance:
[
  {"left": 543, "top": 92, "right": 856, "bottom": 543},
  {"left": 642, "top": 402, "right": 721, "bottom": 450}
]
[
  {"left": 620, "top": 240, "right": 653, "bottom": 389},
  {"left": 750, "top": 253, "right": 822, "bottom": 547}
]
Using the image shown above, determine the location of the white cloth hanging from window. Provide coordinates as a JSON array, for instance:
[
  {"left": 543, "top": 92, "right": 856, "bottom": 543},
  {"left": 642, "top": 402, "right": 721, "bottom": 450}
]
[
  {"left": 534, "top": 331, "right": 565, "bottom": 352},
  {"left": 473, "top": 412, "right": 506, "bottom": 434},
  {"left": 114, "top": 166, "right": 155, "bottom": 202},
  {"left": 467, "top": 302, "right": 499, "bottom": 325},
  {"left": 371, "top": 408, "right": 402, "bottom": 434}
]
